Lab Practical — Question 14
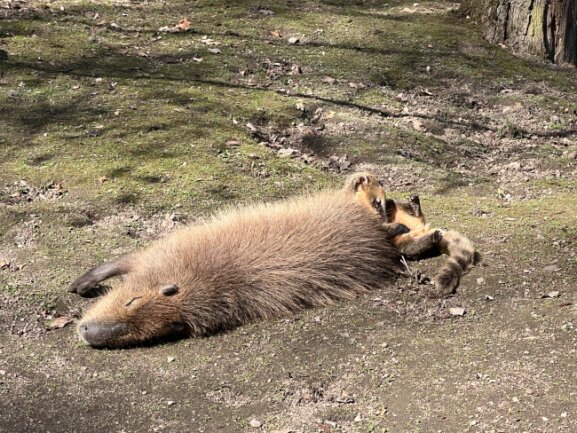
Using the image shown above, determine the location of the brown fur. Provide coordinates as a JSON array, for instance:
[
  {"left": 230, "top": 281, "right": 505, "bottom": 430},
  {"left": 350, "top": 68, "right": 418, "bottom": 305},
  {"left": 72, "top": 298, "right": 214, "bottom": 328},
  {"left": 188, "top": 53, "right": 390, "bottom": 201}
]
[{"left": 72, "top": 186, "right": 404, "bottom": 348}]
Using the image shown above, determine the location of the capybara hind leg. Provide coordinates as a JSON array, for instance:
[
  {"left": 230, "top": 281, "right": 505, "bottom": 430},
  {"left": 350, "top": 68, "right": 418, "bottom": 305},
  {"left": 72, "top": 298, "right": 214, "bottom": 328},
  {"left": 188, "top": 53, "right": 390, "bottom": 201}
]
[{"left": 70, "top": 256, "right": 133, "bottom": 297}]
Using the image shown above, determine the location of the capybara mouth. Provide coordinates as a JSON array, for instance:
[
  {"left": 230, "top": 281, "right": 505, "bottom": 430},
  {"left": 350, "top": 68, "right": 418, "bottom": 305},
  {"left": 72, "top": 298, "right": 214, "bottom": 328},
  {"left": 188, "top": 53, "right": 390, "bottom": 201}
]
[{"left": 78, "top": 321, "right": 131, "bottom": 348}]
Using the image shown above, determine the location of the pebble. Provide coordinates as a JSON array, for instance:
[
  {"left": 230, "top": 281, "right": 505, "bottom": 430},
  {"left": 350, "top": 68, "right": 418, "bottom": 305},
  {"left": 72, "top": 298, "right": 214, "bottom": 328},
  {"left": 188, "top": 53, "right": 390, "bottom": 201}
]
[
  {"left": 449, "top": 307, "right": 466, "bottom": 317},
  {"left": 249, "top": 419, "right": 262, "bottom": 428},
  {"left": 277, "top": 148, "right": 298, "bottom": 158}
]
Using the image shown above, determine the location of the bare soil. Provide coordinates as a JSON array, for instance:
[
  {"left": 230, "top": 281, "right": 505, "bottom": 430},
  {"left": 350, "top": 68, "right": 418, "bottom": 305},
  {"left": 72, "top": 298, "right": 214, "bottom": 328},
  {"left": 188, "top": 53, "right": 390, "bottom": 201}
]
[{"left": 1, "top": 1, "right": 576, "bottom": 432}]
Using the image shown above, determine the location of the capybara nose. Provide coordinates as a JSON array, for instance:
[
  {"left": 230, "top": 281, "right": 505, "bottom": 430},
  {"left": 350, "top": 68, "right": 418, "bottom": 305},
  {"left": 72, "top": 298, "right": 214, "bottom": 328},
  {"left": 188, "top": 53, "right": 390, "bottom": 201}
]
[
  {"left": 78, "top": 322, "right": 101, "bottom": 346},
  {"left": 77, "top": 321, "right": 129, "bottom": 348}
]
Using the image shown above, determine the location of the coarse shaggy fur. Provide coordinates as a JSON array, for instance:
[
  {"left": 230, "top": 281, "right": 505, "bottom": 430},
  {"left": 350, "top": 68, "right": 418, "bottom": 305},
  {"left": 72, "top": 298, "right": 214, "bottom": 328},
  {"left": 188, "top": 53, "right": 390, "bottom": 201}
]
[{"left": 76, "top": 190, "right": 403, "bottom": 347}]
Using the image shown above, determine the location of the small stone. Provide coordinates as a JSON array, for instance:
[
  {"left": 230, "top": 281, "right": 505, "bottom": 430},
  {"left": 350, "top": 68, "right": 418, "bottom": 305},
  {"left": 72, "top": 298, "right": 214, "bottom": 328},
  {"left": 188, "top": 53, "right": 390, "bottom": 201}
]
[
  {"left": 354, "top": 414, "right": 363, "bottom": 422},
  {"left": 277, "top": 148, "right": 298, "bottom": 158},
  {"left": 322, "top": 76, "right": 336, "bottom": 85},
  {"left": 543, "top": 265, "right": 561, "bottom": 273},
  {"left": 288, "top": 37, "right": 299, "bottom": 45},
  {"left": 566, "top": 151, "right": 577, "bottom": 160},
  {"left": 0, "top": 370, "right": 5, "bottom": 375},
  {"left": 449, "top": 307, "right": 466, "bottom": 317},
  {"left": 249, "top": 419, "right": 262, "bottom": 428},
  {"left": 476, "top": 277, "right": 485, "bottom": 285},
  {"left": 512, "top": 396, "right": 519, "bottom": 402},
  {"left": 167, "top": 400, "right": 176, "bottom": 406},
  {"left": 167, "top": 356, "right": 175, "bottom": 363},
  {"left": 503, "top": 161, "right": 521, "bottom": 171},
  {"left": 411, "top": 119, "right": 425, "bottom": 132},
  {"left": 561, "top": 412, "right": 568, "bottom": 418},
  {"left": 541, "top": 291, "right": 560, "bottom": 299}
]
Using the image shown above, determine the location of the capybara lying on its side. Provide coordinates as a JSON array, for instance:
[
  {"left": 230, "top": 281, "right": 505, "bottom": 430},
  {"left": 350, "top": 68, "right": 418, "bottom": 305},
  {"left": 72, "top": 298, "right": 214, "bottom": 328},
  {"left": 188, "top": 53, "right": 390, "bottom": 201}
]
[{"left": 70, "top": 173, "right": 412, "bottom": 348}]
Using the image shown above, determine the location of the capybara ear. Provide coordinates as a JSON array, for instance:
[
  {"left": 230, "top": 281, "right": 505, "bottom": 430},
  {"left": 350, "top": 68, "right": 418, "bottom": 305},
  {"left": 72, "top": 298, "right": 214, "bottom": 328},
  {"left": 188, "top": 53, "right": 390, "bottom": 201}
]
[{"left": 160, "top": 284, "right": 179, "bottom": 296}]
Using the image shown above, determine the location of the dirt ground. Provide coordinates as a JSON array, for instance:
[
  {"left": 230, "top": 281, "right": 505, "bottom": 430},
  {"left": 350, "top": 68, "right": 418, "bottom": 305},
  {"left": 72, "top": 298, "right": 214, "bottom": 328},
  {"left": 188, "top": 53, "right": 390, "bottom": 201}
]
[{"left": 1, "top": 0, "right": 576, "bottom": 432}]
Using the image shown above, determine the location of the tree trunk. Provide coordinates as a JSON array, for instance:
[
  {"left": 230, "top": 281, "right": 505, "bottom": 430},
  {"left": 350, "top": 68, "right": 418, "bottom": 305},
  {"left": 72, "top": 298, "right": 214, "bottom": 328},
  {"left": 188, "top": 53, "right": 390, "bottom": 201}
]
[{"left": 460, "top": 0, "right": 577, "bottom": 67}]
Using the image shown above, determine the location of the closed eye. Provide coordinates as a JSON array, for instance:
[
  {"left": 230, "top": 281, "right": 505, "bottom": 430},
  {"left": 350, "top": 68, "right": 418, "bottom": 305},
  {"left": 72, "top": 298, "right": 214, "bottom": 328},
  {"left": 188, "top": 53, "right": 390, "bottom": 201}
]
[{"left": 125, "top": 296, "right": 142, "bottom": 307}]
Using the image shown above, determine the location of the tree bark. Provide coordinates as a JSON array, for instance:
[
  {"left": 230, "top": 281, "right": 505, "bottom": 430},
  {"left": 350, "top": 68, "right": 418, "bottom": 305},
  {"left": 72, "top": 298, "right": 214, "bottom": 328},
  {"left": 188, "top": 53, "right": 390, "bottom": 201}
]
[{"left": 460, "top": 0, "right": 577, "bottom": 67}]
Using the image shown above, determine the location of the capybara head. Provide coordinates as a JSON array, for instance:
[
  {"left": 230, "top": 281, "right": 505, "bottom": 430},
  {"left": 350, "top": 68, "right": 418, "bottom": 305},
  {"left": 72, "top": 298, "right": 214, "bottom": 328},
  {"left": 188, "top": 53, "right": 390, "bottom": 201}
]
[{"left": 77, "top": 284, "right": 188, "bottom": 348}]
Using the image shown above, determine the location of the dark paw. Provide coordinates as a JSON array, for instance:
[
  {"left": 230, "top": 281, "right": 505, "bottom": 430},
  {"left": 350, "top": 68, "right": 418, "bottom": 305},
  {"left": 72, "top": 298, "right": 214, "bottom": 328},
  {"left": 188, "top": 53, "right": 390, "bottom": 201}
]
[
  {"left": 429, "top": 275, "right": 460, "bottom": 298},
  {"left": 473, "top": 251, "right": 481, "bottom": 265},
  {"left": 70, "top": 283, "right": 110, "bottom": 298},
  {"left": 409, "top": 195, "right": 422, "bottom": 218},
  {"left": 69, "top": 273, "right": 108, "bottom": 298},
  {"left": 432, "top": 230, "right": 443, "bottom": 243},
  {"left": 408, "top": 194, "right": 420, "bottom": 206},
  {"left": 383, "top": 199, "right": 396, "bottom": 223}
]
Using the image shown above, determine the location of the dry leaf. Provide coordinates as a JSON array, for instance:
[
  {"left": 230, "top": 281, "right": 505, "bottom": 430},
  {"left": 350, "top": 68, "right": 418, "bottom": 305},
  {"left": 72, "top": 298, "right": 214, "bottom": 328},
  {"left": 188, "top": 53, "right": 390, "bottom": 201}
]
[
  {"left": 175, "top": 17, "right": 191, "bottom": 31},
  {"left": 159, "top": 17, "right": 192, "bottom": 33},
  {"left": 47, "top": 316, "right": 74, "bottom": 330}
]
